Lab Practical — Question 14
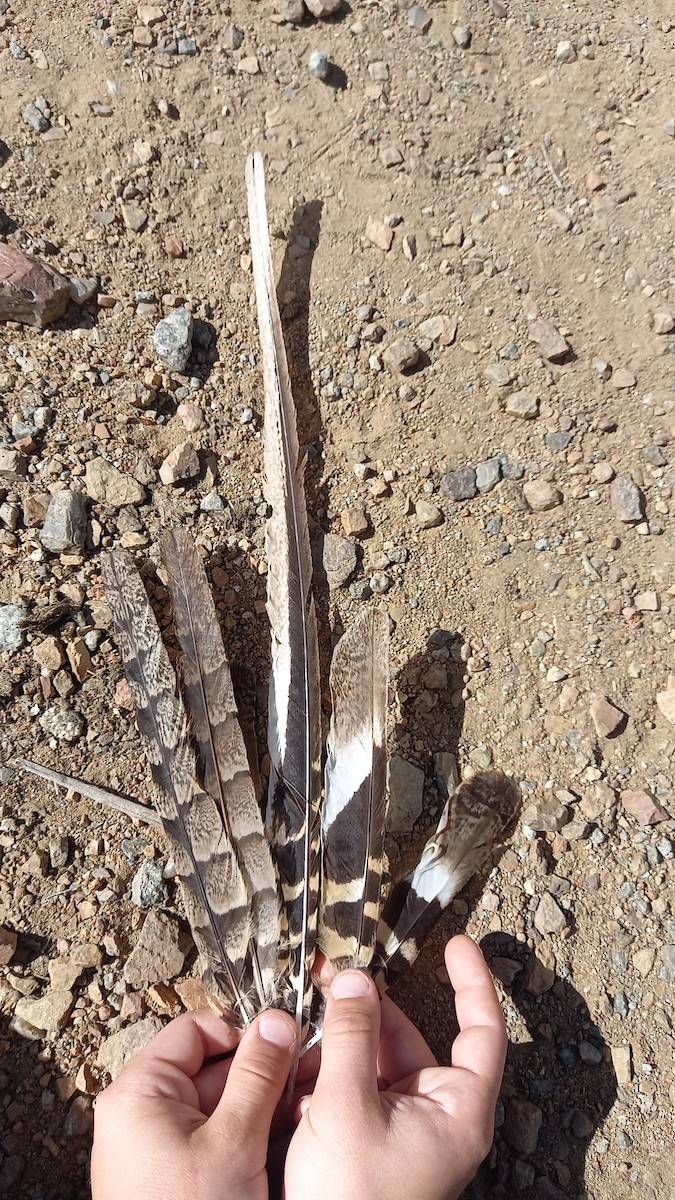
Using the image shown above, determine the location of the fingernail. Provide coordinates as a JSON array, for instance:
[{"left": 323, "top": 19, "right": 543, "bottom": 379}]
[
  {"left": 331, "top": 970, "right": 371, "bottom": 999},
  {"left": 258, "top": 1011, "right": 296, "bottom": 1050}
]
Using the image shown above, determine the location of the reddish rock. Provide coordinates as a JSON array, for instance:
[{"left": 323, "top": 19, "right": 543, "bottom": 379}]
[
  {"left": 0, "top": 244, "right": 72, "bottom": 329},
  {"left": 620, "top": 789, "right": 669, "bottom": 826}
]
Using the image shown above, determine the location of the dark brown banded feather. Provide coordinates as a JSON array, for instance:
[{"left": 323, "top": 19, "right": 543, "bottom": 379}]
[{"left": 319, "top": 608, "right": 389, "bottom": 969}]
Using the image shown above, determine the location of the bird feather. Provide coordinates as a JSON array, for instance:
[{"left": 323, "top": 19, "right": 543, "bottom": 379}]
[
  {"left": 375, "top": 771, "right": 520, "bottom": 988},
  {"left": 102, "top": 550, "right": 254, "bottom": 1023},
  {"left": 246, "top": 151, "right": 321, "bottom": 1035},
  {"left": 319, "top": 609, "right": 389, "bottom": 969},
  {"left": 160, "top": 529, "right": 280, "bottom": 1008}
]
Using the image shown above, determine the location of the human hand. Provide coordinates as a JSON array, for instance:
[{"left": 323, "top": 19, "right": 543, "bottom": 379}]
[
  {"left": 91, "top": 1005, "right": 299, "bottom": 1200},
  {"left": 284, "top": 935, "right": 506, "bottom": 1200}
]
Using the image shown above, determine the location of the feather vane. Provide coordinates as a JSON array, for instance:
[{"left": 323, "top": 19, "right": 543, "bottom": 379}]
[
  {"left": 160, "top": 529, "right": 280, "bottom": 1008},
  {"left": 319, "top": 609, "right": 389, "bottom": 969},
  {"left": 375, "top": 771, "right": 520, "bottom": 987},
  {"left": 102, "top": 550, "right": 254, "bottom": 1021}
]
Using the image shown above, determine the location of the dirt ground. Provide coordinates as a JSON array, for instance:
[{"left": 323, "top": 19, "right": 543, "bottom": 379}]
[{"left": 1, "top": 0, "right": 674, "bottom": 1197}]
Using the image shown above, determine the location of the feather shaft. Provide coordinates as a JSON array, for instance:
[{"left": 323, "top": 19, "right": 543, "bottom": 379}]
[{"left": 246, "top": 151, "right": 321, "bottom": 1034}]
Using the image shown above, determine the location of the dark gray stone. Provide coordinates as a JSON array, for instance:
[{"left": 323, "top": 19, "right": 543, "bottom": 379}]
[
  {"left": 502, "top": 1097, "right": 542, "bottom": 1155},
  {"left": 153, "top": 306, "right": 194, "bottom": 371},
  {"left": 440, "top": 465, "right": 477, "bottom": 501},
  {"left": 39, "top": 489, "right": 88, "bottom": 552}
]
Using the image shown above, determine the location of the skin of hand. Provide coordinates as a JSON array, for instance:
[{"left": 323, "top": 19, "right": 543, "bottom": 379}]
[
  {"left": 284, "top": 935, "right": 506, "bottom": 1200},
  {"left": 90, "top": 1005, "right": 300, "bottom": 1200},
  {"left": 91, "top": 935, "right": 505, "bottom": 1200}
]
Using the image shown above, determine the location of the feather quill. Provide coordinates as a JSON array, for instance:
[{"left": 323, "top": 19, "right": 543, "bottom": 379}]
[
  {"left": 246, "top": 151, "right": 321, "bottom": 1035},
  {"left": 102, "top": 550, "right": 254, "bottom": 1023},
  {"left": 160, "top": 529, "right": 280, "bottom": 1008},
  {"left": 375, "top": 770, "right": 520, "bottom": 988},
  {"left": 319, "top": 609, "right": 389, "bottom": 969}
]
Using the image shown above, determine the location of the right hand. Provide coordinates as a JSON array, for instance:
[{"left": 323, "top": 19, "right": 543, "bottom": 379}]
[{"left": 284, "top": 935, "right": 506, "bottom": 1200}]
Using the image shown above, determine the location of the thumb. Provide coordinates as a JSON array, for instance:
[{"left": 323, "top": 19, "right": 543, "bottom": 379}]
[
  {"left": 209, "top": 1009, "right": 296, "bottom": 1163},
  {"left": 312, "top": 970, "right": 381, "bottom": 1111}
]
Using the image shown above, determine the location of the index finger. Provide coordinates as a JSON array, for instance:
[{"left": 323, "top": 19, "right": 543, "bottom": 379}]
[
  {"left": 120, "top": 1010, "right": 241, "bottom": 1097},
  {"left": 445, "top": 935, "right": 507, "bottom": 1099}
]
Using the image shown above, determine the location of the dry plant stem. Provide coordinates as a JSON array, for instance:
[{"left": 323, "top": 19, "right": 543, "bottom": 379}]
[
  {"left": 541, "top": 138, "right": 564, "bottom": 190},
  {"left": 15, "top": 758, "right": 161, "bottom": 827}
]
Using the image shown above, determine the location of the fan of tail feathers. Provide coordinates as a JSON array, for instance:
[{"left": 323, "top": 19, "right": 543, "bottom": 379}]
[
  {"left": 246, "top": 149, "right": 322, "bottom": 1039},
  {"left": 101, "top": 152, "right": 521, "bottom": 1040},
  {"left": 102, "top": 545, "right": 280, "bottom": 1025},
  {"left": 319, "top": 608, "right": 389, "bottom": 970},
  {"left": 374, "top": 770, "right": 521, "bottom": 989}
]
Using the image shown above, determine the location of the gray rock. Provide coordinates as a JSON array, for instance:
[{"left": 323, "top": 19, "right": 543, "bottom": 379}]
[
  {"left": 308, "top": 50, "right": 330, "bottom": 80},
  {"left": 434, "top": 751, "right": 459, "bottom": 796},
  {"left": 63, "top": 1096, "right": 94, "bottom": 1139},
  {"left": 85, "top": 458, "right": 145, "bottom": 506},
  {"left": 0, "top": 446, "right": 28, "bottom": 479},
  {"left": 440, "top": 465, "right": 477, "bottom": 501},
  {"left": 0, "top": 1156, "right": 25, "bottom": 1193},
  {"left": 131, "top": 860, "right": 168, "bottom": 908},
  {"left": 39, "top": 489, "right": 88, "bottom": 552},
  {"left": 123, "top": 909, "right": 186, "bottom": 988},
  {"left": 415, "top": 499, "right": 443, "bottom": 529},
  {"left": 452, "top": 25, "right": 472, "bottom": 48},
  {"left": 177, "top": 36, "right": 197, "bottom": 55},
  {"left": 322, "top": 533, "right": 357, "bottom": 589},
  {"left": 97, "top": 1015, "right": 163, "bottom": 1081},
  {"left": 388, "top": 755, "right": 425, "bottom": 833},
  {"left": 523, "top": 480, "right": 562, "bottom": 511},
  {"left": 23, "top": 101, "right": 50, "bottom": 133},
  {"left": 502, "top": 1097, "right": 542, "bottom": 1155},
  {"left": 528, "top": 319, "right": 569, "bottom": 361},
  {"left": 610, "top": 474, "right": 645, "bottom": 523},
  {"left": 200, "top": 491, "right": 224, "bottom": 512},
  {"left": 659, "top": 944, "right": 675, "bottom": 981},
  {"left": 0, "top": 604, "right": 26, "bottom": 651},
  {"left": 534, "top": 891, "right": 567, "bottom": 936},
  {"left": 153, "top": 306, "right": 194, "bottom": 371},
  {"left": 69, "top": 276, "right": 98, "bottom": 304},
  {"left": 578, "top": 1039, "right": 603, "bottom": 1065},
  {"left": 14, "top": 989, "right": 74, "bottom": 1033},
  {"left": 475, "top": 457, "right": 502, "bottom": 493},
  {"left": 382, "top": 336, "right": 419, "bottom": 374},
  {"left": 546, "top": 431, "right": 572, "bottom": 452},
  {"left": 408, "top": 5, "right": 432, "bottom": 34},
  {"left": 159, "top": 442, "right": 200, "bottom": 485}
]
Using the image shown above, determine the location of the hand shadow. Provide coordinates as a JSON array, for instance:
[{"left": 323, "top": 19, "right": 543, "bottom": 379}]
[{"left": 464, "top": 931, "right": 618, "bottom": 1200}]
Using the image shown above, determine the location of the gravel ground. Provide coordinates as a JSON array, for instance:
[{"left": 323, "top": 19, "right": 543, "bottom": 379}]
[{"left": 1, "top": 1, "right": 674, "bottom": 1197}]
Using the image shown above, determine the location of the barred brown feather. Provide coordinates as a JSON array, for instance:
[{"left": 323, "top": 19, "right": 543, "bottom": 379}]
[
  {"left": 161, "top": 529, "right": 280, "bottom": 1008},
  {"left": 102, "top": 550, "right": 254, "bottom": 1023}
]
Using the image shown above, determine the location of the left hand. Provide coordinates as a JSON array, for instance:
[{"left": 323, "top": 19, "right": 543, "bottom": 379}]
[{"left": 91, "top": 1006, "right": 299, "bottom": 1200}]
